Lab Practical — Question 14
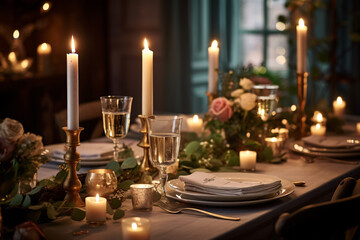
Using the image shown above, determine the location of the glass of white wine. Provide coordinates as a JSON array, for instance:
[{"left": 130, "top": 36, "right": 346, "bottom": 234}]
[
  {"left": 100, "top": 96, "right": 133, "bottom": 162},
  {"left": 147, "top": 116, "right": 182, "bottom": 199}
]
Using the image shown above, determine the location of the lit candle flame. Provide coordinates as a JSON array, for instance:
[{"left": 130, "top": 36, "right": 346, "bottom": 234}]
[
  {"left": 42, "top": 2, "right": 50, "bottom": 11},
  {"left": 316, "top": 112, "right": 323, "bottom": 122},
  {"left": 95, "top": 194, "right": 99, "bottom": 202},
  {"left": 41, "top": 43, "right": 48, "bottom": 51},
  {"left": 290, "top": 105, "right": 297, "bottom": 112},
  {"left": 316, "top": 123, "right": 321, "bottom": 129},
  {"left": 13, "top": 30, "right": 19, "bottom": 39},
  {"left": 8, "top": 52, "right": 16, "bottom": 62},
  {"left": 193, "top": 115, "right": 199, "bottom": 122},
  {"left": 336, "top": 96, "right": 343, "bottom": 104},
  {"left": 211, "top": 40, "right": 218, "bottom": 49},
  {"left": 144, "top": 38, "right": 149, "bottom": 50},
  {"left": 299, "top": 18, "right": 305, "bottom": 28},
  {"left": 132, "top": 222, "right": 138, "bottom": 230},
  {"left": 71, "top": 36, "right": 76, "bottom": 53}
]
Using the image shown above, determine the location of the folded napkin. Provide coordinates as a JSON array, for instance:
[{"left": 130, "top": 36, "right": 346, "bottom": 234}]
[
  {"left": 50, "top": 142, "right": 113, "bottom": 160},
  {"left": 303, "top": 135, "right": 360, "bottom": 149},
  {"left": 179, "top": 172, "right": 282, "bottom": 196}
]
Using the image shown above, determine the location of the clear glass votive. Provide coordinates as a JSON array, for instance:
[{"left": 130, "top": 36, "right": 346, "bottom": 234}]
[
  {"left": 85, "top": 169, "right": 117, "bottom": 197},
  {"left": 121, "top": 217, "right": 150, "bottom": 240},
  {"left": 130, "top": 184, "right": 154, "bottom": 211},
  {"left": 265, "top": 137, "right": 285, "bottom": 157},
  {"left": 239, "top": 150, "right": 257, "bottom": 172}
]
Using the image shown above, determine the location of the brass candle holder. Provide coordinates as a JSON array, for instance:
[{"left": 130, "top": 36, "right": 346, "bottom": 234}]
[
  {"left": 137, "top": 115, "right": 157, "bottom": 176},
  {"left": 296, "top": 72, "right": 308, "bottom": 140},
  {"left": 62, "top": 127, "right": 84, "bottom": 207}
]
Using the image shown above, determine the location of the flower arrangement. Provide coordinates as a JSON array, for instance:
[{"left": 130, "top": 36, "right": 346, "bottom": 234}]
[{"left": 0, "top": 118, "right": 50, "bottom": 196}]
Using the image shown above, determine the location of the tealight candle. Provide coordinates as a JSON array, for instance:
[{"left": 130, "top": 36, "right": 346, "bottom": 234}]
[
  {"left": 312, "top": 111, "right": 326, "bottom": 125},
  {"left": 265, "top": 137, "right": 285, "bottom": 157},
  {"left": 37, "top": 42, "right": 52, "bottom": 75},
  {"left": 186, "top": 115, "right": 203, "bottom": 135},
  {"left": 357, "top": 122, "right": 360, "bottom": 135},
  {"left": 310, "top": 123, "right": 326, "bottom": 136},
  {"left": 121, "top": 217, "right": 150, "bottom": 240},
  {"left": 333, "top": 96, "right": 346, "bottom": 118},
  {"left": 130, "top": 184, "right": 154, "bottom": 211},
  {"left": 239, "top": 150, "right": 257, "bottom": 172},
  {"left": 85, "top": 194, "right": 107, "bottom": 225}
]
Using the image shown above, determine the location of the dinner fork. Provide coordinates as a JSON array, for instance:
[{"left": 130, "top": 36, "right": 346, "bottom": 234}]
[{"left": 154, "top": 200, "right": 240, "bottom": 221}]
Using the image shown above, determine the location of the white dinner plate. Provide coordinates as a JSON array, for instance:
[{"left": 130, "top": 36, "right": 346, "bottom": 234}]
[
  {"left": 166, "top": 178, "right": 295, "bottom": 207},
  {"left": 289, "top": 141, "right": 360, "bottom": 158},
  {"left": 50, "top": 157, "right": 111, "bottom": 166},
  {"left": 168, "top": 172, "right": 282, "bottom": 201}
]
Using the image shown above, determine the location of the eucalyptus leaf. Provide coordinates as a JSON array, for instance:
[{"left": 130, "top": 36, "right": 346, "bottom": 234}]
[
  {"left": 185, "top": 141, "right": 200, "bottom": 156},
  {"left": 113, "top": 209, "right": 125, "bottom": 220},
  {"left": 106, "top": 160, "right": 120, "bottom": 173},
  {"left": 9, "top": 194, "right": 23, "bottom": 207},
  {"left": 22, "top": 195, "right": 31, "bottom": 208},
  {"left": 106, "top": 202, "right": 114, "bottom": 215},
  {"left": 110, "top": 198, "right": 122, "bottom": 209},
  {"left": 121, "top": 157, "right": 137, "bottom": 169},
  {"left": 54, "top": 170, "right": 67, "bottom": 184},
  {"left": 190, "top": 168, "right": 211, "bottom": 173},
  {"left": 118, "top": 180, "right": 134, "bottom": 191},
  {"left": 261, "top": 147, "right": 273, "bottom": 162},
  {"left": 71, "top": 208, "right": 86, "bottom": 221},
  {"left": 47, "top": 204, "right": 57, "bottom": 219},
  {"left": 27, "top": 186, "right": 42, "bottom": 195}
]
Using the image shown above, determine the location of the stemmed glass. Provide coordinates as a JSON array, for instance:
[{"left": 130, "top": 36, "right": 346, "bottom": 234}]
[
  {"left": 147, "top": 116, "right": 182, "bottom": 200},
  {"left": 252, "top": 85, "right": 279, "bottom": 137},
  {"left": 100, "top": 96, "right": 133, "bottom": 162}
]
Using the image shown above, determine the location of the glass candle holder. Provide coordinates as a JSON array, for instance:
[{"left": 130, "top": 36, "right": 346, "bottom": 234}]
[
  {"left": 265, "top": 137, "right": 285, "bottom": 157},
  {"left": 130, "top": 184, "right": 154, "bottom": 211},
  {"left": 85, "top": 169, "right": 117, "bottom": 197},
  {"left": 239, "top": 150, "right": 257, "bottom": 172},
  {"left": 121, "top": 217, "right": 150, "bottom": 240}
]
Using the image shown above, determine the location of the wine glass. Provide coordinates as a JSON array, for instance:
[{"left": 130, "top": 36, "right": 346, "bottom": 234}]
[
  {"left": 147, "top": 116, "right": 182, "bottom": 200},
  {"left": 252, "top": 85, "right": 279, "bottom": 137},
  {"left": 100, "top": 96, "right": 133, "bottom": 162}
]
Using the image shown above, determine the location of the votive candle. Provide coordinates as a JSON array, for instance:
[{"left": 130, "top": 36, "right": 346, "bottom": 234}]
[
  {"left": 186, "top": 115, "right": 203, "bottom": 134},
  {"left": 310, "top": 123, "right": 326, "bottom": 136},
  {"left": 37, "top": 42, "right": 52, "bottom": 75},
  {"left": 357, "top": 122, "right": 360, "bottom": 135},
  {"left": 333, "top": 96, "right": 346, "bottom": 118},
  {"left": 265, "top": 137, "right": 285, "bottom": 157},
  {"left": 239, "top": 150, "right": 257, "bottom": 172},
  {"left": 122, "top": 217, "right": 150, "bottom": 240},
  {"left": 85, "top": 194, "right": 107, "bottom": 224},
  {"left": 130, "top": 184, "right": 154, "bottom": 211}
]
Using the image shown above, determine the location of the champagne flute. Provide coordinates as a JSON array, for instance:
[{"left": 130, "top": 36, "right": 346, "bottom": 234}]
[
  {"left": 100, "top": 96, "right": 133, "bottom": 162},
  {"left": 147, "top": 116, "right": 182, "bottom": 200}
]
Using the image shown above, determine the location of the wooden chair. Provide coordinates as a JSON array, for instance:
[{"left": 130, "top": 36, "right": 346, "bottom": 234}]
[
  {"left": 55, "top": 100, "right": 103, "bottom": 141},
  {"left": 275, "top": 177, "right": 360, "bottom": 240}
]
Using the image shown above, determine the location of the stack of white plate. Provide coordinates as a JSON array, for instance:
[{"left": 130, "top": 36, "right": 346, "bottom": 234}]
[
  {"left": 166, "top": 172, "right": 295, "bottom": 207},
  {"left": 289, "top": 135, "right": 360, "bottom": 158}
]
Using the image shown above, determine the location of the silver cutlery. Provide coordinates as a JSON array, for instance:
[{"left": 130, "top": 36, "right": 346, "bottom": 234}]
[{"left": 154, "top": 200, "right": 240, "bottom": 221}]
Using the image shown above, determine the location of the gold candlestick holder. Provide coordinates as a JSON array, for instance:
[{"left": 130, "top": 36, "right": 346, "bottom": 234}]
[
  {"left": 62, "top": 127, "right": 84, "bottom": 207},
  {"left": 137, "top": 115, "right": 157, "bottom": 175},
  {"left": 296, "top": 72, "right": 308, "bottom": 140}
]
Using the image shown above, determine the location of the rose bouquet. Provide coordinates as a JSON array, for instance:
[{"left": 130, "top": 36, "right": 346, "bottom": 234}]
[{"left": 0, "top": 118, "right": 50, "bottom": 196}]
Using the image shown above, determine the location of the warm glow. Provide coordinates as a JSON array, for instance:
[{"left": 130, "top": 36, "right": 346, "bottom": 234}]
[
  {"left": 96, "top": 194, "right": 99, "bottom": 202},
  {"left": 211, "top": 40, "right": 218, "bottom": 49},
  {"left": 21, "top": 59, "right": 29, "bottom": 69},
  {"left": 193, "top": 115, "right": 199, "bottom": 122},
  {"left": 8, "top": 52, "right": 16, "bottom": 62},
  {"left": 71, "top": 36, "right": 75, "bottom": 53},
  {"left": 275, "top": 22, "right": 286, "bottom": 31},
  {"left": 336, "top": 96, "right": 343, "bottom": 104},
  {"left": 42, "top": 2, "right": 50, "bottom": 11},
  {"left": 316, "top": 112, "right": 323, "bottom": 122},
  {"left": 13, "top": 30, "right": 19, "bottom": 39},
  {"left": 276, "top": 55, "right": 286, "bottom": 65},
  {"left": 144, "top": 38, "right": 149, "bottom": 50},
  {"left": 291, "top": 105, "right": 297, "bottom": 112},
  {"left": 298, "top": 18, "right": 305, "bottom": 28},
  {"left": 269, "top": 137, "right": 278, "bottom": 143},
  {"left": 132, "top": 222, "right": 138, "bottom": 230},
  {"left": 315, "top": 123, "right": 321, "bottom": 129},
  {"left": 41, "top": 43, "right": 48, "bottom": 51}
]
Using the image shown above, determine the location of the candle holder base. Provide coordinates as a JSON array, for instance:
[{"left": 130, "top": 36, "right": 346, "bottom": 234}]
[
  {"left": 62, "top": 127, "right": 84, "bottom": 207},
  {"left": 295, "top": 72, "right": 308, "bottom": 140},
  {"left": 137, "top": 115, "right": 158, "bottom": 182}
]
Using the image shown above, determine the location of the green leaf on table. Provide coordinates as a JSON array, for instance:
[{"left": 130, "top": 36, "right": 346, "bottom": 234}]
[
  {"left": 110, "top": 198, "right": 122, "bottom": 209},
  {"left": 9, "top": 194, "right": 23, "bottom": 207},
  {"left": 121, "top": 157, "right": 137, "bottom": 169},
  {"left": 54, "top": 170, "right": 68, "bottom": 184},
  {"left": 71, "top": 207, "right": 86, "bottom": 221},
  {"left": 218, "top": 167, "right": 238, "bottom": 172},
  {"left": 223, "top": 150, "right": 239, "bottom": 167},
  {"left": 113, "top": 209, "right": 125, "bottom": 220},
  {"left": 177, "top": 170, "right": 189, "bottom": 176},
  {"left": 260, "top": 146, "right": 274, "bottom": 162},
  {"left": 37, "top": 179, "right": 56, "bottom": 187},
  {"left": 47, "top": 204, "right": 57, "bottom": 220},
  {"left": 106, "top": 160, "right": 120, "bottom": 173},
  {"left": 22, "top": 195, "right": 31, "bottom": 208},
  {"left": 106, "top": 202, "right": 114, "bottom": 215},
  {"left": 185, "top": 141, "right": 200, "bottom": 156},
  {"left": 190, "top": 168, "right": 211, "bottom": 173},
  {"left": 27, "top": 186, "right": 42, "bottom": 195},
  {"left": 244, "top": 140, "right": 262, "bottom": 150},
  {"left": 118, "top": 180, "right": 134, "bottom": 191}
]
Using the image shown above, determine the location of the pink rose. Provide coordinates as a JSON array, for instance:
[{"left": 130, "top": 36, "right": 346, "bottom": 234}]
[{"left": 210, "top": 97, "right": 233, "bottom": 122}]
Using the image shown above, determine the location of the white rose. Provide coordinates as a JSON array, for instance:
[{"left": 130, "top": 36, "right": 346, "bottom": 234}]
[
  {"left": 239, "top": 78, "right": 254, "bottom": 91},
  {"left": 238, "top": 93, "right": 257, "bottom": 111},
  {"left": 230, "top": 89, "right": 244, "bottom": 98},
  {"left": 0, "top": 118, "right": 24, "bottom": 143}
]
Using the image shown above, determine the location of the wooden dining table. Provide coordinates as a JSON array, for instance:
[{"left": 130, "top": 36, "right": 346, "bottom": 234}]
[{"left": 38, "top": 131, "right": 360, "bottom": 240}]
